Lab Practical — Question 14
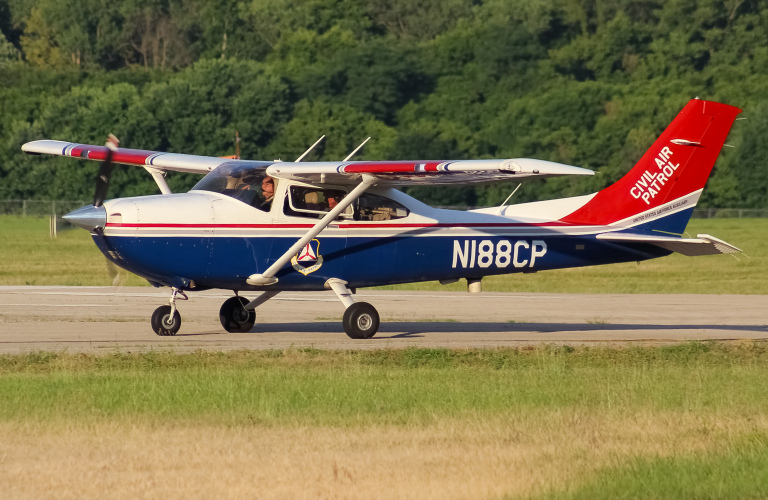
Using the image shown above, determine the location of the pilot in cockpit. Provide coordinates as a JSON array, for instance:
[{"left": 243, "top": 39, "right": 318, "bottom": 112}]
[{"left": 260, "top": 176, "right": 276, "bottom": 210}]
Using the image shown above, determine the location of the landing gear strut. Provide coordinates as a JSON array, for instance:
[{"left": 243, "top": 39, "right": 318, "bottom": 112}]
[
  {"left": 219, "top": 291, "right": 280, "bottom": 333},
  {"left": 219, "top": 296, "right": 256, "bottom": 333},
  {"left": 151, "top": 288, "right": 187, "bottom": 336},
  {"left": 327, "top": 278, "right": 380, "bottom": 339}
]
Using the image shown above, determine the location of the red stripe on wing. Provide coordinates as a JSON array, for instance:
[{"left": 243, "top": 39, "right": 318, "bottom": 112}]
[
  {"left": 69, "top": 145, "right": 157, "bottom": 165},
  {"left": 343, "top": 162, "right": 442, "bottom": 174}
]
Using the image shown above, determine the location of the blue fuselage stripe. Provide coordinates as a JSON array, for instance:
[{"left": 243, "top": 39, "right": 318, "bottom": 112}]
[{"left": 95, "top": 233, "right": 670, "bottom": 291}]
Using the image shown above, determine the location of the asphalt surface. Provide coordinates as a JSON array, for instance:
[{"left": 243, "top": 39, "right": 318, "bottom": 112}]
[{"left": 0, "top": 286, "right": 765, "bottom": 353}]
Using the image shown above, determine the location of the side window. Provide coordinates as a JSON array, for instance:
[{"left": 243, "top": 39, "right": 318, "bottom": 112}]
[
  {"left": 285, "top": 186, "right": 348, "bottom": 218},
  {"left": 354, "top": 193, "right": 409, "bottom": 221}
]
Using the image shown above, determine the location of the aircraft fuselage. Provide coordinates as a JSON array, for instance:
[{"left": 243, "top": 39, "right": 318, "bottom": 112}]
[{"left": 94, "top": 187, "right": 671, "bottom": 292}]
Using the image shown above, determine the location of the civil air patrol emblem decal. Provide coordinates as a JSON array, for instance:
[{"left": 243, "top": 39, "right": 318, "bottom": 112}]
[{"left": 291, "top": 238, "right": 324, "bottom": 276}]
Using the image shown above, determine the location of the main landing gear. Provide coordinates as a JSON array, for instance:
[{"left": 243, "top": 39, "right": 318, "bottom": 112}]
[
  {"left": 327, "top": 278, "right": 380, "bottom": 339},
  {"left": 219, "top": 297, "right": 255, "bottom": 333},
  {"left": 215, "top": 282, "right": 379, "bottom": 339},
  {"left": 219, "top": 291, "right": 279, "bottom": 333},
  {"left": 150, "top": 283, "right": 380, "bottom": 339}
]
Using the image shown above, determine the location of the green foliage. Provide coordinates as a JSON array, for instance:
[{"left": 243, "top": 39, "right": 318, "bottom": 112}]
[
  {"left": 4, "top": 0, "right": 768, "bottom": 207},
  {"left": 0, "top": 27, "right": 19, "bottom": 62}
]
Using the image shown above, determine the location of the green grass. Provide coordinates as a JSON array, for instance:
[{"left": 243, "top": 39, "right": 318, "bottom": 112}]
[
  {"left": 4, "top": 344, "right": 768, "bottom": 498},
  {"left": 0, "top": 216, "right": 146, "bottom": 286},
  {"left": 2, "top": 343, "right": 768, "bottom": 425},
  {"left": 535, "top": 435, "right": 768, "bottom": 500},
  {"left": 1, "top": 216, "right": 766, "bottom": 293}
]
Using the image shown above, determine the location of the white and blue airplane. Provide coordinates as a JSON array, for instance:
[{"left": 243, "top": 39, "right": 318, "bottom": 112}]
[{"left": 22, "top": 98, "right": 741, "bottom": 338}]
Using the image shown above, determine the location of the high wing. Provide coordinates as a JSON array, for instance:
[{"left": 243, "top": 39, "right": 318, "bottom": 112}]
[
  {"left": 266, "top": 159, "right": 593, "bottom": 185},
  {"left": 22, "top": 139, "right": 594, "bottom": 184},
  {"left": 21, "top": 139, "right": 267, "bottom": 174},
  {"left": 596, "top": 233, "right": 741, "bottom": 256}
]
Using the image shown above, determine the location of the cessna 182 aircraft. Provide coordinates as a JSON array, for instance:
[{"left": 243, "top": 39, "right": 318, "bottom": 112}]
[{"left": 21, "top": 98, "right": 741, "bottom": 339}]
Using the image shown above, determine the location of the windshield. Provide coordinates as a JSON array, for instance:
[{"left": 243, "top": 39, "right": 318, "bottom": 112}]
[{"left": 191, "top": 162, "right": 274, "bottom": 210}]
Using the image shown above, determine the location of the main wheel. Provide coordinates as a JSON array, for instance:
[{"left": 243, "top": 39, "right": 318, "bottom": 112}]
[
  {"left": 342, "top": 302, "right": 380, "bottom": 339},
  {"left": 151, "top": 305, "right": 181, "bottom": 336},
  {"left": 219, "top": 296, "right": 256, "bottom": 333}
]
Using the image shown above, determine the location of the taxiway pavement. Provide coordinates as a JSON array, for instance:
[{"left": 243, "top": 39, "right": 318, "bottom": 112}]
[{"left": 0, "top": 286, "right": 765, "bottom": 353}]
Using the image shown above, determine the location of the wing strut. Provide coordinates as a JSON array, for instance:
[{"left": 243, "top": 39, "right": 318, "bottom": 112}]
[
  {"left": 144, "top": 167, "right": 172, "bottom": 194},
  {"left": 246, "top": 175, "right": 377, "bottom": 286}
]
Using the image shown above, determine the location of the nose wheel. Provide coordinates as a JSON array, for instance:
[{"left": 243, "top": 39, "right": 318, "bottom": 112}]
[
  {"left": 151, "top": 305, "right": 181, "bottom": 336},
  {"left": 151, "top": 288, "right": 187, "bottom": 336}
]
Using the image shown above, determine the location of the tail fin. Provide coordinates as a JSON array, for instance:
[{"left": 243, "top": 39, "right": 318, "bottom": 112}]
[{"left": 560, "top": 99, "right": 741, "bottom": 233}]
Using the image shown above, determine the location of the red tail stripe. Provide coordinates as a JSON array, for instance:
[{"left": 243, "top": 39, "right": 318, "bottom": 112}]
[{"left": 560, "top": 99, "right": 741, "bottom": 226}]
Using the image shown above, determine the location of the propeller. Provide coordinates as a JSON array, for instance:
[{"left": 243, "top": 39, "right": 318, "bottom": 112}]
[{"left": 93, "top": 134, "right": 119, "bottom": 207}]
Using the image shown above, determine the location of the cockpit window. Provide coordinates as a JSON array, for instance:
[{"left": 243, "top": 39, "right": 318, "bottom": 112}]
[{"left": 191, "top": 162, "right": 274, "bottom": 210}]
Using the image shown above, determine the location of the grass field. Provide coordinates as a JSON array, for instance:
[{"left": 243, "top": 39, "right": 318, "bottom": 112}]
[
  {"left": 1, "top": 344, "right": 768, "bottom": 499},
  {"left": 0, "top": 215, "right": 766, "bottom": 293},
  {"left": 1, "top": 216, "right": 765, "bottom": 498}
]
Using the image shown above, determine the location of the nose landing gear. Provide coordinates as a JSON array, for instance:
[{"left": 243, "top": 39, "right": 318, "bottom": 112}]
[{"left": 151, "top": 288, "right": 187, "bottom": 336}]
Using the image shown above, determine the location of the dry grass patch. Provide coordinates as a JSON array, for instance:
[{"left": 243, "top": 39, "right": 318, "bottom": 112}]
[{"left": 2, "top": 411, "right": 766, "bottom": 500}]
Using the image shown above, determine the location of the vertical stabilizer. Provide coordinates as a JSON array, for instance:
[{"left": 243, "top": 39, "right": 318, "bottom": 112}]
[{"left": 560, "top": 99, "right": 741, "bottom": 232}]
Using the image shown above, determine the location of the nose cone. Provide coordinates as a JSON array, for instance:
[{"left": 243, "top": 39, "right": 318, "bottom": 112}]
[{"left": 63, "top": 205, "right": 107, "bottom": 232}]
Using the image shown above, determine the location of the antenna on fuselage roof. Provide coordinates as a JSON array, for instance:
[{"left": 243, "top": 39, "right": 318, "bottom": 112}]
[
  {"left": 342, "top": 137, "right": 371, "bottom": 162},
  {"left": 295, "top": 135, "right": 326, "bottom": 162}
]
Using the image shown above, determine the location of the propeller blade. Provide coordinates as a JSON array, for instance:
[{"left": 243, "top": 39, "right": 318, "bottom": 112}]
[{"left": 93, "top": 134, "right": 119, "bottom": 207}]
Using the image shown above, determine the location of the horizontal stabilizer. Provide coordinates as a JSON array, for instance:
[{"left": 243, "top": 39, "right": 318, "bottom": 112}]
[{"left": 596, "top": 232, "right": 741, "bottom": 256}]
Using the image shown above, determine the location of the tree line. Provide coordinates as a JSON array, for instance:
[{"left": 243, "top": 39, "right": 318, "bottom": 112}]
[{"left": 2, "top": 0, "right": 768, "bottom": 208}]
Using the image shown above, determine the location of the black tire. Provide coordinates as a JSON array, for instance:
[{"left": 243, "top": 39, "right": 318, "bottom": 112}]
[
  {"left": 151, "top": 305, "right": 181, "bottom": 336},
  {"left": 342, "top": 302, "right": 380, "bottom": 339},
  {"left": 219, "top": 296, "right": 256, "bottom": 333}
]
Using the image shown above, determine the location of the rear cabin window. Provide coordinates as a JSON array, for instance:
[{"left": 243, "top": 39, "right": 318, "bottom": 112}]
[
  {"left": 285, "top": 186, "right": 348, "bottom": 218},
  {"left": 284, "top": 187, "right": 410, "bottom": 221},
  {"left": 354, "top": 193, "right": 409, "bottom": 221}
]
